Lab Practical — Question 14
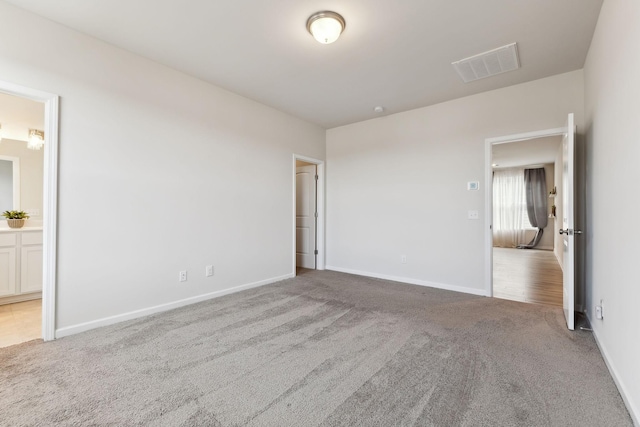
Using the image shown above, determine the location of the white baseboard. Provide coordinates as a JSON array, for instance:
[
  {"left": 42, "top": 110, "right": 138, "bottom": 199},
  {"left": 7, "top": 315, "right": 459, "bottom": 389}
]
[
  {"left": 589, "top": 317, "right": 639, "bottom": 426},
  {"left": 55, "top": 273, "right": 294, "bottom": 338},
  {"left": 325, "top": 266, "right": 488, "bottom": 297},
  {"left": 0, "top": 292, "right": 42, "bottom": 306}
]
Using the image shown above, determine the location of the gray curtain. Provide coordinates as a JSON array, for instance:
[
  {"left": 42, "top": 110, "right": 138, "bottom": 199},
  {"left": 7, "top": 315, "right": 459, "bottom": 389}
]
[{"left": 517, "top": 168, "right": 548, "bottom": 249}]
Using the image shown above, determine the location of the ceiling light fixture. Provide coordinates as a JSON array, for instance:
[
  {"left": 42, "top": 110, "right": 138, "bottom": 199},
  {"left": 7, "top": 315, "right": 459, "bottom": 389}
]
[
  {"left": 307, "top": 11, "right": 345, "bottom": 44},
  {"left": 374, "top": 106, "right": 384, "bottom": 113},
  {"left": 27, "top": 129, "right": 44, "bottom": 150}
]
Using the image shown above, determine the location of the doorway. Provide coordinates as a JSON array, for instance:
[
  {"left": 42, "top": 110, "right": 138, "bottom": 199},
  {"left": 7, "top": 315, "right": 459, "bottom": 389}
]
[
  {"left": 485, "top": 127, "right": 567, "bottom": 306},
  {"left": 0, "top": 80, "right": 59, "bottom": 343},
  {"left": 292, "top": 155, "right": 325, "bottom": 276},
  {"left": 491, "top": 136, "right": 564, "bottom": 306}
]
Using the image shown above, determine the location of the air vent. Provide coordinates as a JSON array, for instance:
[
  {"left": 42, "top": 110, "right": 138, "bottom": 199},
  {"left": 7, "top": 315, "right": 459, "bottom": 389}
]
[{"left": 452, "top": 43, "right": 520, "bottom": 83}]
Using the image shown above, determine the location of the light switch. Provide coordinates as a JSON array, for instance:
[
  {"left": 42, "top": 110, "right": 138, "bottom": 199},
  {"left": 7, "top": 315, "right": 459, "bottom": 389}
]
[{"left": 468, "top": 210, "right": 479, "bottom": 220}]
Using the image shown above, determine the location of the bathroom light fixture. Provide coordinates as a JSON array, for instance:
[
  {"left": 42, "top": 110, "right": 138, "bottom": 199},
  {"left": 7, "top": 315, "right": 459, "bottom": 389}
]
[
  {"left": 307, "top": 11, "right": 345, "bottom": 44},
  {"left": 27, "top": 129, "right": 44, "bottom": 150}
]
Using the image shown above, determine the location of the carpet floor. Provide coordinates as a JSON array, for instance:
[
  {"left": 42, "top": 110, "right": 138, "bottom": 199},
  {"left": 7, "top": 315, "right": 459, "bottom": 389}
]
[{"left": 0, "top": 270, "right": 632, "bottom": 426}]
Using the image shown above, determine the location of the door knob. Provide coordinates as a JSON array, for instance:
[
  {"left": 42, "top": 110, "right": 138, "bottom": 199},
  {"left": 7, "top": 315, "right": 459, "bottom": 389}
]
[{"left": 559, "top": 229, "right": 569, "bottom": 235}]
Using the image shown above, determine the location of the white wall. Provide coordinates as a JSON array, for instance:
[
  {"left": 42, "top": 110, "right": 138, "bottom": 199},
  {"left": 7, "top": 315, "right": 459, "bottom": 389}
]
[
  {"left": 326, "top": 71, "right": 584, "bottom": 294},
  {"left": 0, "top": 2, "right": 325, "bottom": 332},
  {"left": 0, "top": 138, "right": 44, "bottom": 222},
  {"left": 584, "top": 0, "right": 640, "bottom": 423}
]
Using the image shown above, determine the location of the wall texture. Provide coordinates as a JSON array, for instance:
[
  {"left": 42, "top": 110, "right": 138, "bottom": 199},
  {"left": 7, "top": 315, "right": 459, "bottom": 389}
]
[
  {"left": 584, "top": 0, "right": 640, "bottom": 422},
  {"left": 326, "top": 71, "right": 584, "bottom": 295},
  {"left": 0, "top": 2, "right": 325, "bottom": 333}
]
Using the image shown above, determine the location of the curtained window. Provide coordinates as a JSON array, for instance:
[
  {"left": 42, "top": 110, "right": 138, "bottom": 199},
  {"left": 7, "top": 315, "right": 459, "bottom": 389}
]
[{"left": 492, "top": 168, "right": 532, "bottom": 247}]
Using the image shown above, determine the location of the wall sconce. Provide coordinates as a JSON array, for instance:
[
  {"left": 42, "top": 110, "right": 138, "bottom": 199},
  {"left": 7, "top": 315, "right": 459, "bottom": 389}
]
[{"left": 27, "top": 129, "right": 44, "bottom": 150}]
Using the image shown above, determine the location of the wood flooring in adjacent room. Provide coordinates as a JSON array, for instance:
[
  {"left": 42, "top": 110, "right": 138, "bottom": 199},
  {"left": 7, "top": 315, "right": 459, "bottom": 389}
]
[{"left": 493, "top": 247, "right": 563, "bottom": 307}]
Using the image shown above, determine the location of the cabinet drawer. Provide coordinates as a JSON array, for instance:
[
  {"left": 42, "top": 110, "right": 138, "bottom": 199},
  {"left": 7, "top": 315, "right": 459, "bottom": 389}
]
[
  {"left": 21, "top": 232, "right": 43, "bottom": 246},
  {"left": 0, "top": 233, "right": 17, "bottom": 247}
]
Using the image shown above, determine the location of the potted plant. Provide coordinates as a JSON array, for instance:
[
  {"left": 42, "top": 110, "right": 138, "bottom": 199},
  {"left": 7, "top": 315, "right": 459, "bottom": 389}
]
[{"left": 2, "top": 210, "right": 30, "bottom": 229}]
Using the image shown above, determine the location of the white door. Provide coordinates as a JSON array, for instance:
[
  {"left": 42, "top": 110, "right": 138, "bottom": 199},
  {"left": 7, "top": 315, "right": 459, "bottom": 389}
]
[
  {"left": 561, "top": 113, "right": 578, "bottom": 330},
  {"left": 296, "top": 165, "right": 317, "bottom": 269}
]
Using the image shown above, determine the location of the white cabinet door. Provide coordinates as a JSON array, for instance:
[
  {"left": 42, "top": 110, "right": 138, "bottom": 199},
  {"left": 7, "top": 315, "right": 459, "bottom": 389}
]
[
  {"left": 0, "top": 247, "right": 17, "bottom": 297},
  {"left": 20, "top": 246, "right": 43, "bottom": 293}
]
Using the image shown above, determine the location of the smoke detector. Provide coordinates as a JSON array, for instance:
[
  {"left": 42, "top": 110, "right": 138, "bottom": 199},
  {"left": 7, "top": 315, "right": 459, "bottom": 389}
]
[{"left": 452, "top": 43, "right": 520, "bottom": 83}]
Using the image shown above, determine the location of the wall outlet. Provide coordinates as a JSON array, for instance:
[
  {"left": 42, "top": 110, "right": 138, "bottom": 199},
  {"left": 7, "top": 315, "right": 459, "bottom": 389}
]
[
  {"left": 468, "top": 210, "right": 479, "bottom": 220},
  {"left": 595, "top": 305, "right": 603, "bottom": 320},
  {"left": 206, "top": 265, "right": 214, "bottom": 277},
  {"left": 595, "top": 299, "right": 604, "bottom": 320},
  {"left": 179, "top": 271, "right": 187, "bottom": 282},
  {"left": 401, "top": 255, "right": 407, "bottom": 264}
]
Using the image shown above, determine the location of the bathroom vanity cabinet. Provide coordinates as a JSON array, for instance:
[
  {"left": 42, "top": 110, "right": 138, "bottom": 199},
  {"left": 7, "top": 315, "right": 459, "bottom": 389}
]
[{"left": 0, "top": 228, "right": 43, "bottom": 304}]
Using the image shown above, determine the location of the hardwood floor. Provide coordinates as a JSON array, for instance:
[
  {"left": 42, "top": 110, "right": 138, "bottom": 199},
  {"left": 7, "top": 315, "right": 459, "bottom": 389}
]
[
  {"left": 493, "top": 247, "right": 563, "bottom": 307},
  {"left": 0, "top": 299, "right": 41, "bottom": 348}
]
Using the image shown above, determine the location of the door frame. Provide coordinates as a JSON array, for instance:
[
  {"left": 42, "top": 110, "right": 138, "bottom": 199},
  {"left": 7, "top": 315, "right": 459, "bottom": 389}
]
[
  {"left": 484, "top": 127, "right": 566, "bottom": 297},
  {"left": 0, "top": 79, "right": 59, "bottom": 341},
  {"left": 292, "top": 154, "right": 325, "bottom": 273}
]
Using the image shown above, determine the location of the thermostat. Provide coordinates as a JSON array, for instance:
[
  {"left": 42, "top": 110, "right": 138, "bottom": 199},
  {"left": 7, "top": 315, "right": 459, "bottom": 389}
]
[{"left": 467, "top": 181, "right": 479, "bottom": 190}]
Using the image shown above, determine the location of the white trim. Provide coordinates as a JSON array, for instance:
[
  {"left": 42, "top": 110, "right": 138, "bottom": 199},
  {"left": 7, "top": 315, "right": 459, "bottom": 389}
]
[
  {"left": 485, "top": 127, "right": 567, "bottom": 298},
  {"left": 292, "top": 154, "right": 326, "bottom": 273},
  {"left": 325, "top": 266, "right": 488, "bottom": 297},
  {"left": 590, "top": 322, "right": 640, "bottom": 426},
  {"left": 55, "top": 273, "right": 294, "bottom": 338},
  {"left": 0, "top": 155, "right": 20, "bottom": 209},
  {"left": 486, "top": 127, "right": 566, "bottom": 145},
  {"left": 0, "top": 80, "right": 59, "bottom": 342}
]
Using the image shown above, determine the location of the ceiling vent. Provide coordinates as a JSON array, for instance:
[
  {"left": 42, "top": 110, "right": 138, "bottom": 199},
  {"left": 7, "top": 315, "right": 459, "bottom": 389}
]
[{"left": 452, "top": 43, "right": 520, "bottom": 83}]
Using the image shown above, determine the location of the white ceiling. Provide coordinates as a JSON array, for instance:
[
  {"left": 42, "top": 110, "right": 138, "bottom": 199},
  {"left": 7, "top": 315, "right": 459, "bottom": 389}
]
[
  {"left": 4, "top": 0, "right": 603, "bottom": 128},
  {"left": 492, "top": 136, "right": 562, "bottom": 169}
]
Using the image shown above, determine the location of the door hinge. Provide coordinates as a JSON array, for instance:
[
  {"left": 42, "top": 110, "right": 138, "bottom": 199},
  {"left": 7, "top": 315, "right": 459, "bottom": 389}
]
[
  {"left": 315, "top": 175, "right": 319, "bottom": 180},
  {"left": 314, "top": 250, "right": 318, "bottom": 255},
  {"left": 314, "top": 212, "right": 318, "bottom": 218}
]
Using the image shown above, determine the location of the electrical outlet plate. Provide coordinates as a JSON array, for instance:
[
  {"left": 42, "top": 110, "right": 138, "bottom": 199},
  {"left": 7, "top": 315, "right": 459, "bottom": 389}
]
[
  {"left": 179, "top": 271, "right": 187, "bottom": 282},
  {"left": 595, "top": 305, "right": 603, "bottom": 320},
  {"left": 401, "top": 255, "right": 407, "bottom": 264},
  {"left": 206, "top": 265, "right": 214, "bottom": 277}
]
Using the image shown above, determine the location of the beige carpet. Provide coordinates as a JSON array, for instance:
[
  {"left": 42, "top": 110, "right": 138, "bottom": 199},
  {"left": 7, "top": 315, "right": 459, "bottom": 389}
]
[{"left": 0, "top": 270, "right": 632, "bottom": 426}]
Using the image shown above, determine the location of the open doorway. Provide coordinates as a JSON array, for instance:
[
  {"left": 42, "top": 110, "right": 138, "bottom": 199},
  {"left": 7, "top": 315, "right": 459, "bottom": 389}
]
[
  {"left": 292, "top": 155, "right": 325, "bottom": 276},
  {"left": 0, "top": 80, "right": 59, "bottom": 344},
  {"left": 486, "top": 131, "right": 565, "bottom": 307},
  {"left": 0, "top": 92, "right": 45, "bottom": 347}
]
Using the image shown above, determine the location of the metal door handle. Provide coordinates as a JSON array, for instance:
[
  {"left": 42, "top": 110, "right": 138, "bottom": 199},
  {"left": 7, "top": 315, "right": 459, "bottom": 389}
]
[{"left": 559, "top": 229, "right": 583, "bottom": 235}]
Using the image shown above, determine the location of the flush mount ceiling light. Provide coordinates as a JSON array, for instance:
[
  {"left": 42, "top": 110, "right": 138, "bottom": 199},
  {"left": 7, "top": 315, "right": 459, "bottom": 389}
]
[
  {"left": 28, "top": 128, "right": 44, "bottom": 150},
  {"left": 307, "top": 11, "right": 345, "bottom": 44}
]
